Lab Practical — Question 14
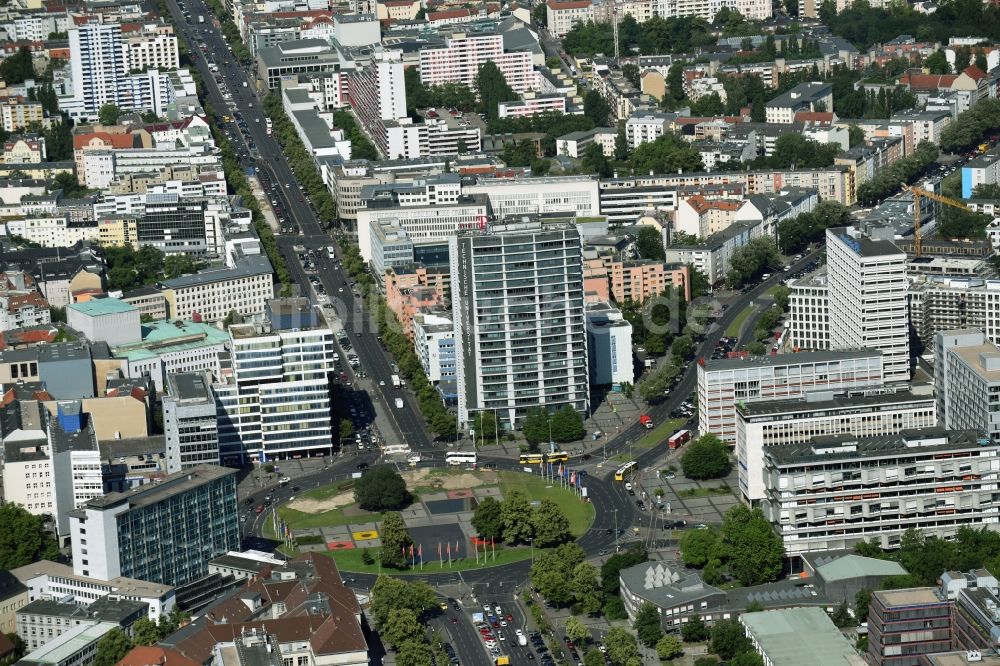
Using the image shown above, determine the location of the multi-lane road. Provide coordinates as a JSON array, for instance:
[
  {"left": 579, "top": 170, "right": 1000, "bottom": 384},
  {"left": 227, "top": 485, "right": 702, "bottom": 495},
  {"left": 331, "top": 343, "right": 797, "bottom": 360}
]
[{"left": 160, "top": 0, "right": 434, "bottom": 450}]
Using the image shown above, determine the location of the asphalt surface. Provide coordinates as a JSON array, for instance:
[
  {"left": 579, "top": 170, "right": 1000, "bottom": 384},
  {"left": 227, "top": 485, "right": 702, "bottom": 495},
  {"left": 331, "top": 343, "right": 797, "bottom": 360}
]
[
  {"left": 161, "top": 0, "right": 434, "bottom": 451},
  {"left": 598, "top": 249, "right": 826, "bottom": 474}
]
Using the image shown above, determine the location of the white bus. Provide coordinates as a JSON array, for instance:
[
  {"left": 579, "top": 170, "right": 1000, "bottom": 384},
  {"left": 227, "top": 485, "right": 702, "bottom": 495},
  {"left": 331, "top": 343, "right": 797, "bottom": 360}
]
[
  {"left": 446, "top": 451, "right": 477, "bottom": 466},
  {"left": 382, "top": 444, "right": 412, "bottom": 457}
]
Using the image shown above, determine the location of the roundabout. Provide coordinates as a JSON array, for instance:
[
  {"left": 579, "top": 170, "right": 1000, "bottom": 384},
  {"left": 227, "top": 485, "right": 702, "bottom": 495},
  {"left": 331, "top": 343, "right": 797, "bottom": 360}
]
[{"left": 243, "top": 455, "right": 631, "bottom": 587}]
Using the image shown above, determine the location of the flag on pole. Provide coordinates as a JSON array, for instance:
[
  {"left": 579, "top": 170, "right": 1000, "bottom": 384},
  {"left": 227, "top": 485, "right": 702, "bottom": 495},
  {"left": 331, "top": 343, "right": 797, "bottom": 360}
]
[
  {"left": 439, "top": 542, "right": 443, "bottom": 567},
  {"left": 491, "top": 537, "right": 495, "bottom": 561},
  {"left": 456, "top": 540, "right": 460, "bottom": 560},
  {"left": 418, "top": 544, "right": 423, "bottom": 570}
]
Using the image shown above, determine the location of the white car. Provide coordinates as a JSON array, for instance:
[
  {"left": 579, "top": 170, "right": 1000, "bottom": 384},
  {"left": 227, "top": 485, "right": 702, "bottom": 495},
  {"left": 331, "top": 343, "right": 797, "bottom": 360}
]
[
  {"left": 498, "top": 633, "right": 505, "bottom": 641},
  {"left": 483, "top": 604, "right": 491, "bottom": 613},
  {"left": 500, "top": 620, "right": 507, "bottom": 628},
  {"left": 515, "top": 629, "right": 524, "bottom": 638},
  {"left": 494, "top": 605, "right": 502, "bottom": 614}
]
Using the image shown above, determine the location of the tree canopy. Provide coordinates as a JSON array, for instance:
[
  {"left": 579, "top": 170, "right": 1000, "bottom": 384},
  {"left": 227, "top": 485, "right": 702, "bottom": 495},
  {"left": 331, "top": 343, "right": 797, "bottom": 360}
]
[
  {"left": 475, "top": 62, "right": 517, "bottom": 121},
  {"left": 630, "top": 133, "right": 704, "bottom": 174},
  {"left": 354, "top": 465, "right": 411, "bottom": 511},
  {"left": 0, "top": 503, "right": 59, "bottom": 569},
  {"left": 680, "top": 433, "right": 731, "bottom": 480}
]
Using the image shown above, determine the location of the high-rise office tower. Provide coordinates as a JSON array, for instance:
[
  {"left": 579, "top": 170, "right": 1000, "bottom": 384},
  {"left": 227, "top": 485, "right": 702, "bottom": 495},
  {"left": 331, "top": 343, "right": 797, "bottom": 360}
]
[
  {"left": 450, "top": 221, "right": 589, "bottom": 428},
  {"left": 214, "top": 298, "right": 335, "bottom": 463},
  {"left": 826, "top": 226, "right": 911, "bottom": 382}
]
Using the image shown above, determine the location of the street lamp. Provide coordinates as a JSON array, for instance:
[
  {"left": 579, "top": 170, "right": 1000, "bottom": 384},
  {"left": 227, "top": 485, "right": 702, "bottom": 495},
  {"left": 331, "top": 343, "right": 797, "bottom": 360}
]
[{"left": 612, "top": 509, "right": 619, "bottom": 553}]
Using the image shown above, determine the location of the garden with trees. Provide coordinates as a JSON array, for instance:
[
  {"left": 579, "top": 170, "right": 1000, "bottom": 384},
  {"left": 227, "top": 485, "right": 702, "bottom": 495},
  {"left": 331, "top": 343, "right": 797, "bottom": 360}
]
[{"left": 679, "top": 505, "right": 785, "bottom": 586}]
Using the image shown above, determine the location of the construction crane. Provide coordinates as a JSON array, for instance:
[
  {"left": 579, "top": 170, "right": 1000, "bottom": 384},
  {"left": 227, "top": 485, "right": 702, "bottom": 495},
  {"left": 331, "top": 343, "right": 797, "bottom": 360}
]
[{"left": 903, "top": 185, "right": 971, "bottom": 257}]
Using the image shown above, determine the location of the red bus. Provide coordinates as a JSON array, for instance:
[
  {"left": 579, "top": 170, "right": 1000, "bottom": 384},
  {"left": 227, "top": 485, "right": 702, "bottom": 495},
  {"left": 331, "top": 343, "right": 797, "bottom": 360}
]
[{"left": 668, "top": 430, "right": 691, "bottom": 449}]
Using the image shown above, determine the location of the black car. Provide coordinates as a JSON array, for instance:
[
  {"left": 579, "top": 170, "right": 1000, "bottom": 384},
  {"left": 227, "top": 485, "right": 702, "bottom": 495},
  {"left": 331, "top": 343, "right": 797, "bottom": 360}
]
[
  {"left": 244, "top": 498, "right": 254, "bottom": 505},
  {"left": 357, "top": 462, "right": 369, "bottom": 470}
]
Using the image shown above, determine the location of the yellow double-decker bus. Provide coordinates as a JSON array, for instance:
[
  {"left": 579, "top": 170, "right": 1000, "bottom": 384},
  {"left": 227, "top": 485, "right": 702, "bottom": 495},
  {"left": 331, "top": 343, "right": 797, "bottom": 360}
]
[{"left": 615, "top": 461, "right": 638, "bottom": 482}]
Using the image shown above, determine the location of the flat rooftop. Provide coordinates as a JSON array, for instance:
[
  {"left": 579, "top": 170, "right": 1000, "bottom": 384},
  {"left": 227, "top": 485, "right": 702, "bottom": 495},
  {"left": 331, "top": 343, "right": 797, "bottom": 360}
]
[
  {"left": 874, "top": 587, "right": 946, "bottom": 607},
  {"left": 764, "top": 428, "right": 984, "bottom": 466},
  {"left": 78, "top": 464, "right": 236, "bottom": 512},
  {"left": 952, "top": 344, "right": 1000, "bottom": 382},
  {"left": 738, "top": 389, "right": 932, "bottom": 418},
  {"left": 168, "top": 372, "right": 212, "bottom": 402},
  {"left": 67, "top": 297, "right": 137, "bottom": 317},
  {"left": 112, "top": 321, "right": 230, "bottom": 362},
  {"left": 18, "top": 622, "right": 118, "bottom": 666},
  {"left": 740, "top": 607, "right": 856, "bottom": 666},
  {"left": 702, "top": 348, "right": 881, "bottom": 372}
]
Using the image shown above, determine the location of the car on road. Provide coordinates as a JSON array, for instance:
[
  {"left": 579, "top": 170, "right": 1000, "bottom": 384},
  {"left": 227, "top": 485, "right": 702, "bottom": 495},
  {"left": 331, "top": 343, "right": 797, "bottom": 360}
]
[{"left": 357, "top": 462, "right": 369, "bottom": 470}]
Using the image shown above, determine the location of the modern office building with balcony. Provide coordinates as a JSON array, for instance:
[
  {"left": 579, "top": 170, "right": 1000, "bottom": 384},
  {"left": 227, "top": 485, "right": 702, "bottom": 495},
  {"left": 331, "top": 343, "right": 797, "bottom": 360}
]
[
  {"left": 68, "top": 464, "right": 239, "bottom": 586},
  {"left": 760, "top": 429, "right": 1000, "bottom": 556},
  {"left": 735, "top": 389, "right": 937, "bottom": 504},
  {"left": 450, "top": 222, "right": 589, "bottom": 427}
]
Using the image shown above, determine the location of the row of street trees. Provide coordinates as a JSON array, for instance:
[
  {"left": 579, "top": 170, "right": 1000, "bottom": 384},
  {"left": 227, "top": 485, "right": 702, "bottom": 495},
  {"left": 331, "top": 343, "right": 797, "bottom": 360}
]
[
  {"left": 726, "top": 237, "right": 780, "bottom": 288},
  {"left": 369, "top": 577, "right": 453, "bottom": 666}
]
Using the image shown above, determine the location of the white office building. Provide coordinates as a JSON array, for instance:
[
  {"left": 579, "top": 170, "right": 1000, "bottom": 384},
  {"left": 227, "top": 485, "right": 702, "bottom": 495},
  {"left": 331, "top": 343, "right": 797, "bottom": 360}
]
[
  {"left": 412, "top": 312, "right": 455, "bottom": 384},
  {"left": 68, "top": 465, "right": 239, "bottom": 585},
  {"left": 787, "top": 267, "right": 829, "bottom": 350},
  {"left": 936, "top": 329, "right": 1000, "bottom": 444},
  {"left": 163, "top": 372, "right": 219, "bottom": 473},
  {"left": 761, "top": 429, "right": 1000, "bottom": 555},
  {"left": 464, "top": 176, "right": 601, "bottom": 219},
  {"left": 826, "top": 227, "right": 911, "bottom": 382},
  {"left": 585, "top": 301, "right": 633, "bottom": 386},
  {"left": 697, "top": 350, "right": 885, "bottom": 442},
  {"left": 357, "top": 195, "right": 490, "bottom": 263},
  {"left": 450, "top": 222, "right": 589, "bottom": 427},
  {"left": 214, "top": 299, "right": 335, "bottom": 463},
  {"left": 735, "top": 389, "right": 937, "bottom": 504}
]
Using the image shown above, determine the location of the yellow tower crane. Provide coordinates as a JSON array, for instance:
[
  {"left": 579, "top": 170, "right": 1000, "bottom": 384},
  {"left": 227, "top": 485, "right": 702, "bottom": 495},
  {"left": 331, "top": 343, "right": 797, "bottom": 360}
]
[{"left": 903, "top": 185, "right": 973, "bottom": 257}]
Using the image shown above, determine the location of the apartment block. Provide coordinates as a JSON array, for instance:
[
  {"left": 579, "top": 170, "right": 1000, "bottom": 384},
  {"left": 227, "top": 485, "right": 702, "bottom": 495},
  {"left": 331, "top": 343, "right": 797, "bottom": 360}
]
[
  {"left": 163, "top": 372, "right": 219, "bottom": 473},
  {"left": 936, "top": 329, "right": 1000, "bottom": 444},
  {"left": 419, "top": 29, "right": 535, "bottom": 93},
  {"left": 655, "top": 0, "right": 771, "bottom": 21},
  {"left": 450, "top": 222, "right": 589, "bottom": 427},
  {"left": 827, "top": 227, "right": 910, "bottom": 382},
  {"left": 125, "top": 28, "right": 180, "bottom": 72},
  {"left": 1, "top": 99, "right": 47, "bottom": 133},
  {"left": 347, "top": 50, "right": 407, "bottom": 159},
  {"left": 625, "top": 112, "right": 670, "bottom": 150},
  {"left": 68, "top": 465, "right": 239, "bottom": 585},
  {"left": 546, "top": 0, "right": 594, "bottom": 37},
  {"left": 16, "top": 597, "right": 147, "bottom": 652},
  {"left": 697, "top": 350, "right": 885, "bottom": 442},
  {"left": 765, "top": 82, "right": 834, "bottom": 124},
  {"left": 498, "top": 94, "right": 574, "bottom": 118},
  {"left": 868, "top": 588, "right": 953, "bottom": 666},
  {"left": 586, "top": 258, "right": 690, "bottom": 304},
  {"left": 159, "top": 254, "right": 273, "bottom": 323},
  {"left": 214, "top": 299, "right": 335, "bottom": 463},
  {"left": 735, "top": 389, "right": 937, "bottom": 504},
  {"left": 761, "top": 429, "right": 1000, "bottom": 555}
]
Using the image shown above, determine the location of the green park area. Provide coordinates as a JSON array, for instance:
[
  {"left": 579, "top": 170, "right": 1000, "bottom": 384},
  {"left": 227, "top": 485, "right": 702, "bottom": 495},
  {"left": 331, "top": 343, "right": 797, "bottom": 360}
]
[{"left": 264, "top": 467, "right": 594, "bottom": 573}]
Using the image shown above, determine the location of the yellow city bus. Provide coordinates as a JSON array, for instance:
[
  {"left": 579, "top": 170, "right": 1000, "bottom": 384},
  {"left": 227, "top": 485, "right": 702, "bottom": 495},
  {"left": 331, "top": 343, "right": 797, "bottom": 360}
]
[
  {"left": 615, "top": 461, "right": 637, "bottom": 482},
  {"left": 545, "top": 451, "right": 569, "bottom": 463},
  {"left": 519, "top": 453, "right": 544, "bottom": 465}
]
